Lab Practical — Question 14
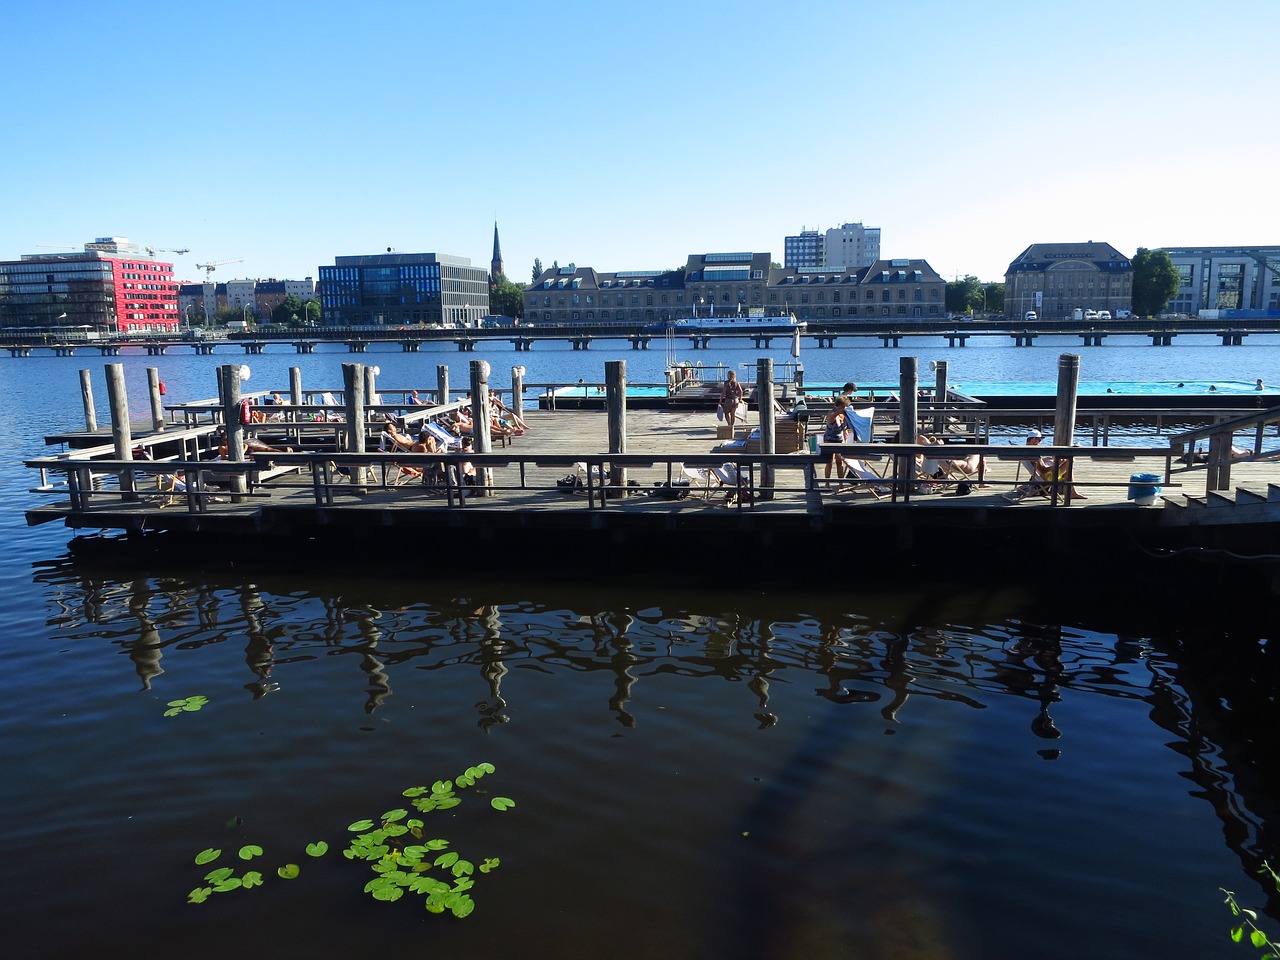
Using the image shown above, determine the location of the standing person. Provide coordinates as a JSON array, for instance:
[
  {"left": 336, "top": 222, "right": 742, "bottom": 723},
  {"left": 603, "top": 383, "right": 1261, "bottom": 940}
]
[
  {"left": 822, "top": 395, "right": 852, "bottom": 480},
  {"left": 719, "top": 370, "right": 746, "bottom": 433}
]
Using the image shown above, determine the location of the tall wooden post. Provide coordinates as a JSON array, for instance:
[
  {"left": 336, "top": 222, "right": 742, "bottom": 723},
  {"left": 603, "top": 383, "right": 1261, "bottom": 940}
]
[
  {"left": 79, "top": 369, "right": 98, "bottom": 432},
  {"left": 342, "top": 362, "right": 367, "bottom": 490},
  {"left": 757, "top": 357, "right": 776, "bottom": 500},
  {"left": 364, "top": 365, "right": 379, "bottom": 412},
  {"left": 606, "top": 359, "right": 627, "bottom": 491},
  {"left": 932, "top": 360, "right": 948, "bottom": 433},
  {"left": 146, "top": 367, "right": 165, "bottom": 432},
  {"left": 898, "top": 356, "right": 919, "bottom": 493},
  {"left": 470, "top": 360, "right": 492, "bottom": 495},
  {"left": 1053, "top": 354, "right": 1080, "bottom": 447},
  {"left": 220, "top": 364, "right": 248, "bottom": 497},
  {"left": 511, "top": 365, "right": 525, "bottom": 420},
  {"left": 437, "top": 364, "right": 450, "bottom": 406},
  {"left": 105, "top": 362, "right": 136, "bottom": 499},
  {"left": 289, "top": 367, "right": 302, "bottom": 408}
]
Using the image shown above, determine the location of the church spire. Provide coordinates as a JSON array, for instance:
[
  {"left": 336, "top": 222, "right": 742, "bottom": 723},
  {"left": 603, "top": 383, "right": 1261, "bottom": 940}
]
[{"left": 490, "top": 222, "right": 504, "bottom": 280}]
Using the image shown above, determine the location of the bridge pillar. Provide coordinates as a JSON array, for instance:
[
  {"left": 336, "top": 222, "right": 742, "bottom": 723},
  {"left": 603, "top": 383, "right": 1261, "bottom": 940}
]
[
  {"left": 54, "top": 345, "right": 77, "bottom": 357},
  {"left": 294, "top": 341, "right": 315, "bottom": 354},
  {"left": 8, "top": 346, "right": 33, "bottom": 357},
  {"left": 946, "top": 334, "right": 969, "bottom": 347},
  {"left": 195, "top": 342, "right": 218, "bottom": 355},
  {"left": 1218, "top": 331, "right": 1245, "bottom": 346},
  {"left": 454, "top": 339, "right": 475, "bottom": 351},
  {"left": 400, "top": 340, "right": 420, "bottom": 352},
  {"left": 346, "top": 341, "right": 368, "bottom": 353},
  {"left": 146, "top": 344, "right": 168, "bottom": 356},
  {"left": 879, "top": 334, "right": 902, "bottom": 348},
  {"left": 1010, "top": 333, "right": 1038, "bottom": 347},
  {"left": 1079, "top": 333, "right": 1106, "bottom": 346},
  {"left": 97, "top": 345, "right": 120, "bottom": 356}
]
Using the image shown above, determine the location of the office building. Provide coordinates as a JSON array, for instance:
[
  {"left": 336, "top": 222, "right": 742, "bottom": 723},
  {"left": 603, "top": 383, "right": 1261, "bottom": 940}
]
[
  {"left": 0, "top": 237, "right": 180, "bottom": 333},
  {"left": 1158, "top": 246, "right": 1280, "bottom": 317},
  {"left": 318, "top": 251, "right": 490, "bottom": 327},
  {"left": 784, "top": 222, "right": 881, "bottom": 271}
]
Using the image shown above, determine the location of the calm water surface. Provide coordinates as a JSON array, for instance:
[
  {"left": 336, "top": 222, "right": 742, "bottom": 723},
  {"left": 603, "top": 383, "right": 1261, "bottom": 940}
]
[{"left": 2, "top": 338, "right": 1278, "bottom": 959}]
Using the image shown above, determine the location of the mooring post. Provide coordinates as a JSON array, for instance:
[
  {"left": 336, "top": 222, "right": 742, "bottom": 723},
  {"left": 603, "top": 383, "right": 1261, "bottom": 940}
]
[
  {"left": 511, "top": 365, "right": 525, "bottom": 421},
  {"left": 220, "top": 364, "right": 248, "bottom": 498},
  {"left": 342, "top": 362, "right": 367, "bottom": 490},
  {"left": 146, "top": 367, "right": 165, "bottom": 432},
  {"left": 758, "top": 357, "right": 776, "bottom": 500},
  {"left": 1053, "top": 354, "right": 1080, "bottom": 446},
  {"left": 79, "top": 369, "right": 97, "bottom": 433},
  {"left": 1054, "top": 354, "right": 1081, "bottom": 502},
  {"left": 898, "top": 357, "right": 919, "bottom": 494},
  {"left": 470, "top": 359, "right": 493, "bottom": 495},
  {"left": 437, "top": 364, "right": 450, "bottom": 406},
  {"left": 606, "top": 359, "right": 627, "bottom": 492},
  {"left": 105, "top": 362, "right": 136, "bottom": 500},
  {"left": 289, "top": 366, "right": 302, "bottom": 410},
  {"left": 933, "top": 360, "right": 948, "bottom": 433},
  {"left": 364, "top": 364, "right": 379, "bottom": 414}
]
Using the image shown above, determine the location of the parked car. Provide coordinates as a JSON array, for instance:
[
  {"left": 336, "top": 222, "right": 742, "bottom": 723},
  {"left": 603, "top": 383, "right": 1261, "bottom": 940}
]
[
  {"left": 1097, "top": 310, "right": 1112, "bottom": 320},
  {"left": 1024, "top": 311, "right": 1038, "bottom": 321}
]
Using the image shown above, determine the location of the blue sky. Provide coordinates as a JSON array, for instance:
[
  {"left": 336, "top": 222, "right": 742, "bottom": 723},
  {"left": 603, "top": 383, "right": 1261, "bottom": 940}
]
[{"left": 2, "top": 0, "right": 1276, "bottom": 286}]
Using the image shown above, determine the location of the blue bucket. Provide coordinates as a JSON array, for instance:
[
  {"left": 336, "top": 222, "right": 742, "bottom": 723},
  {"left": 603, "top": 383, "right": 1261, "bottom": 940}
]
[{"left": 1127, "top": 473, "right": 1162, "bottom": 504}]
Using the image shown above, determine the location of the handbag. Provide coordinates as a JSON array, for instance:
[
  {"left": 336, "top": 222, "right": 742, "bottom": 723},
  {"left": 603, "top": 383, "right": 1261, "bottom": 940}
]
[{"left": 715, "top": 403, "right": 725, "bottom": 422}]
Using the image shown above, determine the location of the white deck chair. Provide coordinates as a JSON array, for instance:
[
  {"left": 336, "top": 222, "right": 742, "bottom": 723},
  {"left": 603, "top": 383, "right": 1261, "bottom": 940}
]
[
  {"left": 423, "top": 421, "right": 464, "bottom": 451},
  {"left": 677, "top": 463, "right": 714, "bottom": 499}
]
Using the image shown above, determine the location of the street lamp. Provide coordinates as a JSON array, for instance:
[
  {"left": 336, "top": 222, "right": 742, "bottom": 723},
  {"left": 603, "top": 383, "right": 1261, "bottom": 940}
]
[{"left": 243, "top": 304, "right": 252, "bottom": 327}]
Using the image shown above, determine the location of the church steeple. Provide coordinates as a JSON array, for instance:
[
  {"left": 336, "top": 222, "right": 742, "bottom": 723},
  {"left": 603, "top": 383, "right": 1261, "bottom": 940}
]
[{"left": 490, "top": 222, "right": 504, "bottom": 281}]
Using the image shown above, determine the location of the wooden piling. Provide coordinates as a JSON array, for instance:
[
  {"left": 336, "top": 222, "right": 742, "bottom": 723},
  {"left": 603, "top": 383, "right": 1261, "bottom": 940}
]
[
  {"left": 220, "top": 364, "right": 247, "bottom": 497},
  {"left": 342, "top": 363, "right": 367, "bottom": 491},
  {"left": 933, "top": 360, "right": 948, "bottom": 433},
  {"left": 79, "top": 369, "right": 97, "bottom": 433},
  {"left": 1053, "top": 354, "right": 1080, "bottom": 445},
  {"left": 470, "top": 360, "right": 492, "bottom": 495},
  {"left": 899, "top": 357, "right": 919, "bottom": 492},
  {"left": 289, "top": 367, "right": 302, "bottom": 408},
  {"left": 511, "top": 365, "right": 525, "bottom": 417},
  {"left": 105, "top": 363, "right": 136, "bottom": 499},
  {"left": 437, "top": 365, "right": 450, "bottom": 406},
  {"left": 606, "top": 359, "right": 626, "bottom": 491},
  {"left": 147, "top": 367, "right": 165, "bottom": 432},
  {"left": 758, "top": 357, "right": 776, "bottom": 500}
]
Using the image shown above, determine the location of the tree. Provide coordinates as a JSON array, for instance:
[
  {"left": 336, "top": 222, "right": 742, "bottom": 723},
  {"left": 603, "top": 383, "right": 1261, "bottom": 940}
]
[
  {"left": 489, "top": 276, "right": 525, "bottom": 320},
  {"left": 272, "top": 294, "right": 312, "bottom": 326},
  {"left": 945, "top": 275, "right": 983, "bottom": 315},
  {"left": 1131, "top": 248, "right": 1180, "bottom": 317},
  {"left": 984, "top": 282, "right": 1005, "bottom": 314},
  {"left": 531, "top": 258, "right": 543, "bottom": 283}
]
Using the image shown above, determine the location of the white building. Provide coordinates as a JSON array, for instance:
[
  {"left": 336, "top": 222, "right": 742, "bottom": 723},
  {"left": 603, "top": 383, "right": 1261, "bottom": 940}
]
[{"left": 784, "top": 222, "right": 881, "bottom": 271}]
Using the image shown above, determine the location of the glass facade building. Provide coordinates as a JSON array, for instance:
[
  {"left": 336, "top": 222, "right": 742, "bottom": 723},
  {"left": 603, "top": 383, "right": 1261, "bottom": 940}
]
[
  {"left": 0, "top": 242, "right": 179, "bottom": 333},
  {"left": 318, "top": 252, "right": 490, "bottom": 327}
]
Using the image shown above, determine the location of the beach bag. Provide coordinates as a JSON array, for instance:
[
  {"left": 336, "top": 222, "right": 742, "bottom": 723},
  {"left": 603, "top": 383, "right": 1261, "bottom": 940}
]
[
  {"left": 715, "top": 403, "right": 724, "bottom": 422},
  {"left": 556, "top": 474, "right": 582, "bottom": 491},
  {"left": 735, "top": 401, "right": 748, "bottom": 419}
]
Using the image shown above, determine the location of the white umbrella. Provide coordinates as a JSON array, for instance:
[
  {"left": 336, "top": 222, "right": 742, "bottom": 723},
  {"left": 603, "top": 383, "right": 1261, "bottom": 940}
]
[{"left": 790, "top": 328, "right": 801, "bottom": 359}]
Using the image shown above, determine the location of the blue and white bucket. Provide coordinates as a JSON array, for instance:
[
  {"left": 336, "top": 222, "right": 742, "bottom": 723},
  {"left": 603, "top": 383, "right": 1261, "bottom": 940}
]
[{"left": 1127, "top": 473, "right": 1162, "bottom": 506}]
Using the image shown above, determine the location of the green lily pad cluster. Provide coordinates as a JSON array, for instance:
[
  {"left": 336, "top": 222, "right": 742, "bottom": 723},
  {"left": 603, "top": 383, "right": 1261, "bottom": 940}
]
[
  {"left": 164, "top": 695, "right": 209, "bottom": 717},
  {"left": 188, "top": 843, "right": 319, "bottom": 903},
  {"left": 344, "top": 763, "right": 513, "bottom": 917},
  {"left": 186, "top": 763, "right": 512, "bottom": 917}
]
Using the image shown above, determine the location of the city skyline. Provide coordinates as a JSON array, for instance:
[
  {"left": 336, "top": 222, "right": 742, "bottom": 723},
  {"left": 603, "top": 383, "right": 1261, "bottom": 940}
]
[{"left": 2, "top": 0, "right": 1277, "bottom": 288}]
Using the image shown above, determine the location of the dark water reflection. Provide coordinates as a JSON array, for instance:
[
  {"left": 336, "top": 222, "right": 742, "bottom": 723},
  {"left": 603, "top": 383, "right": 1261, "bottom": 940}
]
[{"left": 9, "top": 556, "right": 1279, "bottom": 959}]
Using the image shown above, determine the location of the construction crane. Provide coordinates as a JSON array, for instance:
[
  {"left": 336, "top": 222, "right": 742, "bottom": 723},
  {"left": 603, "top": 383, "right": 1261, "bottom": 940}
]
[
  {"left": 146, "top": 246, "right": 190, "bottom": 258},
  {"left": 36, "top": 242, "right": 81, "bottom": 250},
  {"left": 195, "top": 258, "right": 245, "bottom": 280}
]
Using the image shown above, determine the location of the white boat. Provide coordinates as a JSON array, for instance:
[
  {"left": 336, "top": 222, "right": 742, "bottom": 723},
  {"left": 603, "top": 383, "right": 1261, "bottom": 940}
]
[{"left": 646, "top": 312, "right": 806, "bottom": 335}]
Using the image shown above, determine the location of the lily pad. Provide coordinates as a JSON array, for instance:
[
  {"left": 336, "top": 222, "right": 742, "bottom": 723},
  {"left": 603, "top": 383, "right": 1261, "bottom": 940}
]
[
  {"left": 305, "top": 841, "right": 329, "bottom": 857},
  {"left": 194, "top": 848, "right": 221, "bottom": 866},
  {"left": 277, "top": 863, "right": 300, "bottom": 879},
  {"left": 490, "top": 797, "right": 516, "bottom": 811}
]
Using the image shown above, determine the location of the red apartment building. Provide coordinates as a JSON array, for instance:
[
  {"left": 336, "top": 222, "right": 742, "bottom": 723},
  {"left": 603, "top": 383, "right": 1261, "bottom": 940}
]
[{"left": 0, "top": 237, "right": 181, "bottom": 334}]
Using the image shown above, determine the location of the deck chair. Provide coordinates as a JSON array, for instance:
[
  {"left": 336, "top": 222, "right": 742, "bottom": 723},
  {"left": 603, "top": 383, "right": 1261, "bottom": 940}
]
[
  {"left": 378, "top": 432, "right": 424, "bottom": 487},
  {"left": 1005, "top": 457, "right": 1072, "bottom": 501},
  {"left": 423, "top": 421, "right": 465, "bottom": 451},
  {"left": 712, "top": 462, "right": 752, "bottom": 504},
  {"left": 678, "top": 463, "right": 715, "bottom": 499}
]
